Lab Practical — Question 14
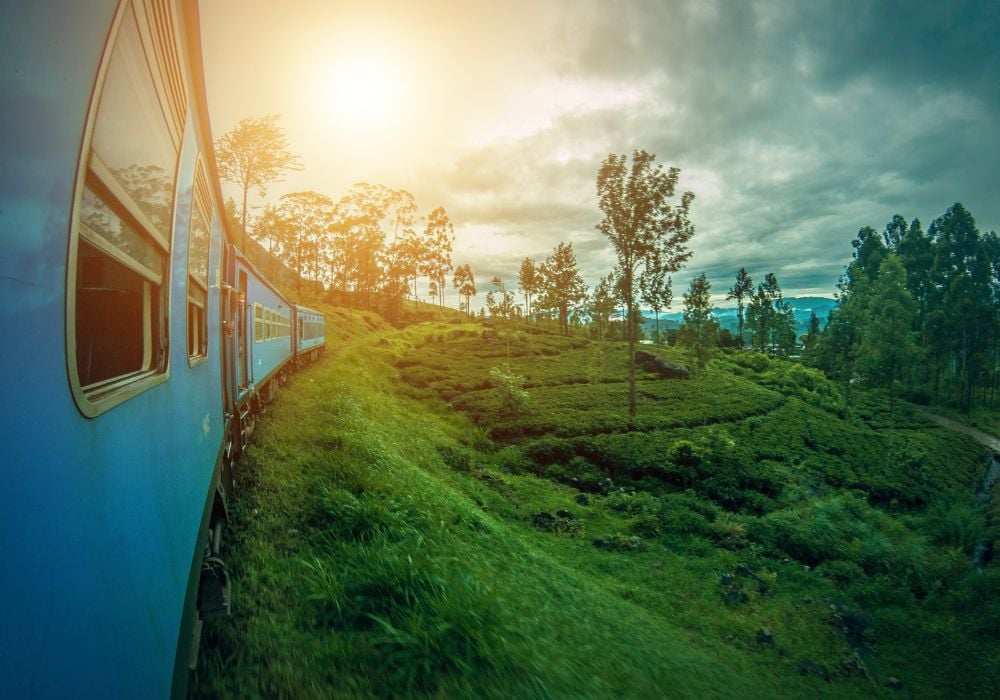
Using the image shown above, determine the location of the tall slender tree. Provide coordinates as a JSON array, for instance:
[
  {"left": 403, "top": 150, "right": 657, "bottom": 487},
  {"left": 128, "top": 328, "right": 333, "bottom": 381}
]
[
  {"left": 518, "top": 257, "right": 539, "bottom": 320},
  {"left": 596, "top": 150, "right": 695, "bottom": 416},
  {"left": 639, "top": 248, "right": 673, "bottom": 343},
  {"left": 726, "top": 267, "right": 753, "bottom": 347},
  {"left": 537, "top": 242, "right": 588, "bottom": 336},
  {"left": 422, "top": 207, "right": 454, "bottom": 306},
  {"left": 590, "top": 275, "right": 618, "bottom": 340},
  {"left": 215, "top": 114, "right": 302, "bottom": 246},
  {"left": 858, "top": 254, "right": 919, "bottom": 415},
  {"left": 274, "top": 191, "right": 334, "bottom": 293},
  {"left": 452, "top": 264, "right": 477, "bottom": 316},
  {"left": 678, "top": 273, "right": 718, "bottom": 372}
]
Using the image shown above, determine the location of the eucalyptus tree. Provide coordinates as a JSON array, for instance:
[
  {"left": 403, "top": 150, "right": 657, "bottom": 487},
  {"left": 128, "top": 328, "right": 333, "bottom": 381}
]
[
  {"left": 452, "top": 264, "right": 477, "bottom": 316},
  {"left": 215, "top": 114, "right": 301, "bottom": 245},
  {"left": 590, "top": 275, "right": 618, "bottom": 340},
  {"left": 596, "top": 150, "right": 695, "bottom": 415},
  {"left": 858, "top": 254, "right": 919, "bottom": 415},
  {"left": 274, "top": 191, "right": 334, "bottom": 293},
  {"left": 639, "top": 248, "right": 673, "bottom": 344},
  {"left": 726, "top": 267, "right": 753, "bottom": 347},
  {"left": 422, "top": 207, "right": 454, "bottom": 306},
  {"left": 518, "top": 257, "right": 539, "bottom": 320},
  {"left": 678, "top": 273, "right": 718, "bottom": 372}
]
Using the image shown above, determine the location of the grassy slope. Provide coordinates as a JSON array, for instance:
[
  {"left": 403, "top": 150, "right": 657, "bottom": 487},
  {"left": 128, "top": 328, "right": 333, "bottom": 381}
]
[{"left": 193, "top": 311, "right": 999, "bottom": 698}]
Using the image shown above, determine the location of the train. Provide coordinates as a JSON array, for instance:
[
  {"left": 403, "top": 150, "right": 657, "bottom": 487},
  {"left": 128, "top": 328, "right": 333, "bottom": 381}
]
[{"left": 0, "top": 1, "right": 325, "bottom": 696}]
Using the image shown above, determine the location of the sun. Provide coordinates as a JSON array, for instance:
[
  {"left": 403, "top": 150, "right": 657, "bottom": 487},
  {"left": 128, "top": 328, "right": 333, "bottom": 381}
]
[{"left": 317, "top": 49, "right": 400, "bottom": 131}]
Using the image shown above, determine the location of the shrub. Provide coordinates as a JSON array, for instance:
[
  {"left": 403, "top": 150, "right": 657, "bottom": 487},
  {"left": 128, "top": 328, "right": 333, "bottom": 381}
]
[
  {"left": 922, "top": 497, "right": 987, "bottom": 554},
  {"left": 488, "top": 363, "right": 529, "bottom": 415}
]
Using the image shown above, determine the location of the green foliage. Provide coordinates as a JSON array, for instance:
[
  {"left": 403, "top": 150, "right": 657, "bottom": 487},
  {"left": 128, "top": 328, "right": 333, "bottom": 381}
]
[
  {"left": 195, "top": 307, "right": 1000, "bottom": 698},
  {"left": 678, "top": 272, "right": 718, "bottom": 371},
  {"left": 488, "top": 363, "right": 529, "bottom": 415}
]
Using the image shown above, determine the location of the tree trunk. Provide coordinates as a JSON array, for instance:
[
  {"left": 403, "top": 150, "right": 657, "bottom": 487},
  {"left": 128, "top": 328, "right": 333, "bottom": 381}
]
[
  {"left": 737, "top": 303, "right": 744, "bottom": 348},
  {"left": 626, "top": 268, "right": 636, "bottom": 417},
  {"left": 241, "top": 184, "right": 249, "bottom": 250}
]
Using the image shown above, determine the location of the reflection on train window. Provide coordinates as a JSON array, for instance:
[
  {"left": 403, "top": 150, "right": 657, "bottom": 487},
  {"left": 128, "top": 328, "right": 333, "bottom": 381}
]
[
  {"left": 188, "top": 162, "right": 211, "bottom": 360},
  {"left": 254, "top": 303, "right": 263, "bottom": 343},
  {"left": 76, "top": 240, "right": 156, "bottom": 385},
  {"left": 71, "top": 0, "right": 184, "bottom": 410}
]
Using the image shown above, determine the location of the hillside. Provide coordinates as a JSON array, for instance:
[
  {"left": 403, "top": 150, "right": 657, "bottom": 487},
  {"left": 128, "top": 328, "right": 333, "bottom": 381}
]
[{"left": 192, "top": 309, "right": 999, "bottom": 698}]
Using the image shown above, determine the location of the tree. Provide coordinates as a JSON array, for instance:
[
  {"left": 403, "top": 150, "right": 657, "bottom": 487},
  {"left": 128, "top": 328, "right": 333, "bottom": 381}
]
[
  {"left": 589, "top": 275, "right": 618, "bottom": 340},
  {"left": 274, "top": 191, "right": 334, "bottom": 293},
  {"left": 726, "top": 267, "right": 753, "bottom": 347},
  {"left": 746, "top": 285, "right": 770, "bottom": 352},
  {"left": 639, "top": 248, "right": 673, "bottom": 343},
  {"left": 857, "top": 254, "right": 919, "bottom": 415},
  {"left": 518, "top": 257, "right": 539, "bottom": 320},
  {"left": 486, "top": 276, "right": 516, "bottom": 319},
  {"left": 422, "top": 207, "right": 454, "bottom": 306},
  {"left": 596, "top": 150, "right": 695, "bottom": 416},
  {"left": 453, "top": 264, "right": 477, "bottom": 316},
  {"left": 678, "top": 273, "right": 718, "bottom": 372},
  {"left": 802, "top": 310, "right": 822, "bottom": 363},
  {"left": 537, "top": 241, "right": 588, "bottom": 335},
  {"left": 215, "top": 114, "right": 302, "bottom": 246}
]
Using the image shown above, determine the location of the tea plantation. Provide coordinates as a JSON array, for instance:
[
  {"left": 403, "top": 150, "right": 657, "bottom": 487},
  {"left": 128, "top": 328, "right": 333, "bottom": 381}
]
[{"left": 193, "top": 312, "right": 1000, "bottom": 698}]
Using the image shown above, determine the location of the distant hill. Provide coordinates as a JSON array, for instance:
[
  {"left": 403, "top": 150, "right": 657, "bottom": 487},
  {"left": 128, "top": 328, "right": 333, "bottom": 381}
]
[{"left": 642, "top": 296, "right": 836, "bottom": 336}]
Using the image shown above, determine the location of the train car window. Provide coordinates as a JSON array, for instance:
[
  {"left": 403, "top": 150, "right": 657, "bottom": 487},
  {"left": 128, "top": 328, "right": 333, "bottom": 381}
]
[
  {"left": 187, "top": 162, "right": 211, "bottom": 361},
  {"left": 254, "top": 304, "right": 263, "bottom": 343},
  {"left": 70, "top": 0, "right": 186, "bottom": 414},
  {"left": 264, "top": 308, "right": 272, "bottom": 341}
]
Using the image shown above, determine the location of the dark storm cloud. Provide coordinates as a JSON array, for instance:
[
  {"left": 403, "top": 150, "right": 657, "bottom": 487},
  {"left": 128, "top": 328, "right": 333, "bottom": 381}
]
[{"left": 455, "top": 0, "right": 999, "bottom": 300}]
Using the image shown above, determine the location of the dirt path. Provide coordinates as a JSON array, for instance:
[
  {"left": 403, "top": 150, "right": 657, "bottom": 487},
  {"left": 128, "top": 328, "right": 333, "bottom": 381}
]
[{"left": 919, "top": 410, "right": 1000, "bottom": 454}]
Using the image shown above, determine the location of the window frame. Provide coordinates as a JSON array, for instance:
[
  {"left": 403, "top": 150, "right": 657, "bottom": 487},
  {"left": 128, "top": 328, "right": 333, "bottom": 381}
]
[
  {"left": 254, "top": 303, "right": 263, "bottom": 343},
  {"left": 66, "top": 0, "right": 186, "bottom": 418},
  {"left": 187, "top": 158, "right": 211, "bottom": 365}
]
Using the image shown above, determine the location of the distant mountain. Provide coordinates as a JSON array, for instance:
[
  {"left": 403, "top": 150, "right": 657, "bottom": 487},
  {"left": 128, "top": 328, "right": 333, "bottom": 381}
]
[{"left": 642, "top": 296, "right": 836, "bottom": 337}]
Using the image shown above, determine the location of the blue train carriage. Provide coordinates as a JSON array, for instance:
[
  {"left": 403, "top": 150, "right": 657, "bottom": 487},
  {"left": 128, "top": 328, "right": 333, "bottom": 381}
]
[
  {"left": 225, "top": 245, "right": 294, "bottom": 445},
  {"left": 293, "top": 303, "right": 327, "bottom": 365},
  {"left": 1, "top": 0, "right": 234, "bottom": 696}
]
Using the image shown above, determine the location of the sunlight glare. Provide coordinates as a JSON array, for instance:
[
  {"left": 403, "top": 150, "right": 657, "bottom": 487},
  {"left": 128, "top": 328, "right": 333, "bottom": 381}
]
[{"left": 316, "top": 48, "right": 401, "bottom": 132}]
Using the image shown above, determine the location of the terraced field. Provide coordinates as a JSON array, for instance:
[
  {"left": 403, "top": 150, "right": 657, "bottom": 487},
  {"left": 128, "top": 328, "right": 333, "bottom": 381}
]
[{"left": 194, "top": 314, "right": 1000, "bottom": 698}]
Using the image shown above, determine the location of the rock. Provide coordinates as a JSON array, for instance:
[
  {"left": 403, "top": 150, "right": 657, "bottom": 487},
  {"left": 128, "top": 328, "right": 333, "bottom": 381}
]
[
  {"left": 724, "top": 590, "right": 749, "bottom": 607},
  {"left": 634, "top": 350, "right": 691, "bottom": 379},
  {"left": 755, "top": 627, "right": 774, "bottom": 645},
  {"left": 575, "top": 493, "right": 590, "bottom": 506},
  {"left": 556, "top": 509, "right": 574, "bottom": 520},
  {"left": 885, "top": 677, "right": 903, "bottom": 690},
  {"left": 598, "top": 478, "right": 614, "bottom": 495},
  {"left": 797, "top": 660, "right": 829, "bottom": 681}
]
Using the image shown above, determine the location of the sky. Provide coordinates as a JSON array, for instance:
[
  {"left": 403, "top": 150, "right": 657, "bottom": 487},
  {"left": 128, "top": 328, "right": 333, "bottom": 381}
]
[{"left": 199, "top": 0, "right": 999, "bottom": 306}]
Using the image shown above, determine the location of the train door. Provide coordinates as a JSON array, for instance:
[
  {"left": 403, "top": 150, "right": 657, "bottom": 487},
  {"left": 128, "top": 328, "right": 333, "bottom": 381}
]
[
  {"left": 221, "top": 246, "right": 236, "bottom": 415},
  {"left": 237, "top": 270, "right": 249, "bottom": 393}
]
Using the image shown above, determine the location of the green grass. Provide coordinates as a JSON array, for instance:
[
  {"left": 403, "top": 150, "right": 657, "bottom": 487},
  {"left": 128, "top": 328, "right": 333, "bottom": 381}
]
[{"left": 192, "top": 314, "right": 1000, "bottom": 698}]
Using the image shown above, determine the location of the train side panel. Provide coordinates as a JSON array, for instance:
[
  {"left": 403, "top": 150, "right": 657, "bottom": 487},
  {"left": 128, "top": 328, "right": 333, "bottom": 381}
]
[
  {"left": 0, "top": 2, "right": 226, "bottom": 696},
  {"left": 240, "top": 255, "right": 294, "bottom": 390},
  {"left": 293, "top": 304, "right": 327, "bottom": 361}
]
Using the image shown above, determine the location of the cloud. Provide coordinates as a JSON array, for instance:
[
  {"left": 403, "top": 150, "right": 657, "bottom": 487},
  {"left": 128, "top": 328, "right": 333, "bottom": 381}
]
[{"left": 203, "top": 0, "right": 999, "bottom": 303}]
